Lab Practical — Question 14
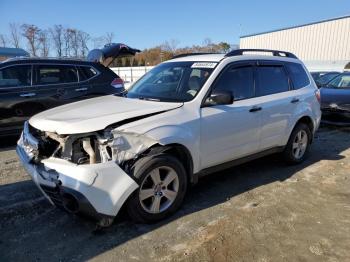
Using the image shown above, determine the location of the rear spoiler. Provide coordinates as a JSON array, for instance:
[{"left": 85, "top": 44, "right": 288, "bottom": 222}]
[{"left": 87, "top": 43, "right": 141, "bottom": 67}]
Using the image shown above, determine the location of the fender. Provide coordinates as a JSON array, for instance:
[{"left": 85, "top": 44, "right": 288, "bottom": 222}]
[{"left": 144, "top": 125, "right": 200, "bottom": 173}]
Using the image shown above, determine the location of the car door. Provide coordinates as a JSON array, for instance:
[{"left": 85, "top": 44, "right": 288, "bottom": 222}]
[
  {"left": 33, "top": 64, "right": 86, "bottom": 109},
  {"left": 320, "top": 73, "right": 350, "bottom": 119},
  {"left": 255, "top": 61, "right": 296, "bottom": 150},
  {"left": 200, "top": 62, "right": 262, "bottom": 169},
  {"left": 0, "top": 64, "right": 37, "bottom": 134}
]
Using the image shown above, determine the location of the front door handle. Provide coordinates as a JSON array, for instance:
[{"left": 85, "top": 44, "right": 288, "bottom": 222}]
[
  {"left": 291, "top": 98, "right": 300, "bottom": 103},
  {"left": 249, "top": 106, "right": 262, "bottom": 112},
  {"left": 75, "top": 87, "right": 88, "bottom": 92},
  {"left": 20, "top": 93, "right": 36, "bottom": 97}
]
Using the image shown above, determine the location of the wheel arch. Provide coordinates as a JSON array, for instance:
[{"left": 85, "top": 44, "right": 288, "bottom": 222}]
[
  {"left": 292, "top": 115, "right": 315, "bottom": 143},
  {"left": 140, "top": 143, "right": 196, "bottom": 185}
]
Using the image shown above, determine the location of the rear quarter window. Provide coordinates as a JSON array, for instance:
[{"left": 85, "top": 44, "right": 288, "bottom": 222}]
[
  {"left": 286, "top": 63, "right": 310, "bottom": 89},
  {"left": 256, "top": 65, "right": 290, "bottom": 96},
  {"left": 78, "top": 66, "right": 98, "bottom": 81}
]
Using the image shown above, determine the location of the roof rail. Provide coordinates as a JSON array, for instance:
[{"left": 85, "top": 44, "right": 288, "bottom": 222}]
[
  {"left": 172, "top": 52, "right": 222, "bottom": 59},
  {"left": 225, "top": 49, "right": 298, "bottom": 59}
]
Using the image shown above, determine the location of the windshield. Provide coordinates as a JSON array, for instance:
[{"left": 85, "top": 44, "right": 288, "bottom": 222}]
[
  {"left": 126, "top": 61, "right": 215, "bottom": 102},
  {"left": 327, "top": 74, "right": 350, "bottom": 89},
  {"left": 317, "top": 73, "right": 339, "bottom": 85}
]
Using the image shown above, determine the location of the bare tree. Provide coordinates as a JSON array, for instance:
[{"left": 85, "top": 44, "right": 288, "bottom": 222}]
[
  {"left": 50, "top": 25, "right": 64, "bottom": 57},
  {"left": 104, "top": 32, "right": 114, "bottom": 44},
  {"left": 202, "top": 38, "right": 214, "bottom": 52},
  {"left": 38, "top": 30, "right": 50, "bottom": 57},
  {"left": 92, "top": 36, "right": 105, "bottom": 49},
  {"left": 63, "top": 28, "right": 73, "bottom": 57},
  {"left": 68, "top": 29, "right": 79, "bottom": 57},
  {"left": 9, "top": 23, "right": 21, "bottom": 48},
  {"left": 0, "top": 34, "right": 7, "bottom": 47},
  {"left": 21, "top": 24, "right": 41, "bottom": 56},
  {"left": 78, "top": 30, "right": 90, "bottom": 57},
  {"left": 161, "top": 39, "right": 180, "bottom": 54}
]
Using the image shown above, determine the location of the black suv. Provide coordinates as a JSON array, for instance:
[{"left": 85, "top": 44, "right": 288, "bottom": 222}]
[{"left": 0, "top": 43, "right": 139, "bottom": 136}]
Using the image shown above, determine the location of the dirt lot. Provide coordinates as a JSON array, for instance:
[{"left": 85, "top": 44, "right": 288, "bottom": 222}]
[{"left": 1, "top": 126, "right": 350, "bottom": 262}]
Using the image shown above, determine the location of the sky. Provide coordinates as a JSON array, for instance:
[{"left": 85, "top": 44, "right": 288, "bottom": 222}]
[{"left": 0, "top": 0, "right": 350, "bottom": 50}]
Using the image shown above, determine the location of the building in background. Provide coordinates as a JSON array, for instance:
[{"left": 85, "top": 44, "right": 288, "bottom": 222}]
[
  {"left": 0, "top": 47, "right": 29, "bottom": 61},
  {"left": 240, "top": 15, "right": 350, "bottom": 72}
]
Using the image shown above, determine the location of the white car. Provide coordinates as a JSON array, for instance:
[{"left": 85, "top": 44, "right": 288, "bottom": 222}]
[{"left": 17, "top": 49, "right": 321, "bottom": 226}]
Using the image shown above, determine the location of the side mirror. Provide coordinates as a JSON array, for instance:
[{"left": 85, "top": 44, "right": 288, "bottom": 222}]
[{"left": 203, "top": 90, "right": 233, "bottom": 106}]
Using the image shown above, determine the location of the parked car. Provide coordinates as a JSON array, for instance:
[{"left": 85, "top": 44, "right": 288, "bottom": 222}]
[
  {"left": 0, "top": 43, "right": 139, "bottom": 136},
  {"left": 320, "top": 72, "right": 350, "bottom": 125},
  {"left": 17, "top": 49, "right": 321, "bottom": 226},
  {"left": 311, "top": 71, "right": 340, "bottom": 87}
]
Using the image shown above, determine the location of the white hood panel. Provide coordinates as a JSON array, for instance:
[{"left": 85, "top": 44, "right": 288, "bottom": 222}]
[{"left": 29, "top": 95, "right": 182, "bottom": 134}]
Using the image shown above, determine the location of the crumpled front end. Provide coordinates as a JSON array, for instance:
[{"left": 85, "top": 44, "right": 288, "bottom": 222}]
[
  {"left": 321, "top": 103, "right": 350, "bottom": 126},
  {"left": 16, "top": 121, "right": 160, "bottom": 224}
]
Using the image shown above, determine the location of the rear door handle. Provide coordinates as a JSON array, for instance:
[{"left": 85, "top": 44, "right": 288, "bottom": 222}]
[
  {"left": 75, "top": 87, "right": 87, "bottom": 92},
  {"left": 20, "top": 93, "right": 36, "bottom": 97},
  {"left": 291, "top": 98, "right": 300, "bottom": 103},
  {"left": 249, "top": 106, "right": 262, "bottom": 112}
]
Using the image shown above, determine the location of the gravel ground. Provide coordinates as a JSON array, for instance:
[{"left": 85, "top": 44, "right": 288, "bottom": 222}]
[{"left": 0, "top": 126, "right": 350, "bottom": 262}]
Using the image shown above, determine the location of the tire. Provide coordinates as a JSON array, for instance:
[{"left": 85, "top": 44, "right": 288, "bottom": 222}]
[
  {"left": 126, "top": 154, "right": 188, "bottom": 223},
  {"left": 283, "top": 123, "right": 312, "bottom": 164}
]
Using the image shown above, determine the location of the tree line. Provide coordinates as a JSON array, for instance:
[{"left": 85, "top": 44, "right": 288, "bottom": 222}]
[
  {"left": 113, "top": 39, "right": 236, "bottom": 67},
  {"left": 0, "top": 23, "right": 115, "bottom": 58},
  {"left": 0, "top": 23, "right": 236, "bottom": 66}
]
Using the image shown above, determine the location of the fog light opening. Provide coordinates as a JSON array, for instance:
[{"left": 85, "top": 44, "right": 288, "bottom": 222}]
[{"left": 62, "top": 193, "right": 79, "bottom": 214}]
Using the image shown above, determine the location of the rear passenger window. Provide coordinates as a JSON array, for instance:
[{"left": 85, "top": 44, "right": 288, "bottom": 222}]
[
  {"left": 213, "top": 65, "right": 255, "bottom": 100},
  {"left": 78, "top": 66, "right": 97, "bottom": 81},
  {"left": 37, "top": 65, "right": 78, "bottom": 84},
  {"left": 0, "top": 65, "right": 31, "bottom": 88},
  {"left": 256, "top": 66, "right": 289, "bottom": 96},
  {"left": 285, "top": 63, "right": 310, "bottom": 89}
]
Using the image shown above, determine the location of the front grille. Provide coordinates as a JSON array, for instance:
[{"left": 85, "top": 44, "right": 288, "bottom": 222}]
[{"left": 40, "top": 185, "right": 64, "bottom": 208}]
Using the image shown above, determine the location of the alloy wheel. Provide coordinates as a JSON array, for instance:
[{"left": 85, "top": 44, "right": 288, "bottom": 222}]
[{"left": 139, "top": 166, "right": 179, "bottom": 214}]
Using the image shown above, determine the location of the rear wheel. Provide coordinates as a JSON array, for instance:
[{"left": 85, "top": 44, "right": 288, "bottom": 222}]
[
  {"left": 283, "top": 123, "right": 311, "bottom": 164},
  {"left": 126, "top": 154, "right": 187, "bottom": 223}
]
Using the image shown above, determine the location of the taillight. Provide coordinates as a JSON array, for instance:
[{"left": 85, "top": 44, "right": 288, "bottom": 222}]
[
  {"left": 315, "top": 89, "right": 321, "bottom": 103},
  {"left": 111, "top": 78, "right": 124, "bottom": 88}
]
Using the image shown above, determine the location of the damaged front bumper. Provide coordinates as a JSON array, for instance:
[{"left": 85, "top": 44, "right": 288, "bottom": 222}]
[
  {"left": 321, "top": 106, "right": 350, "bottom": 126},
  {"left": 17, "top": 137, "right": 139, "bottom": 222}
]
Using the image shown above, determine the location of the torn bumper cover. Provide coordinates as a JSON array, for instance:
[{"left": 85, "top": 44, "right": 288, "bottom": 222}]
[
  {"left": 110, "top": 131, "right": 158, "bottom": 164},
  {"left": 17, "top": 133, "right": 139, "bottom": 220},
  {"left": 321, "top": 105, "right": 350, "bottom": 126}
]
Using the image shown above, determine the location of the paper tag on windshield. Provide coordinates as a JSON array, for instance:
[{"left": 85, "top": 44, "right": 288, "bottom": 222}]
[{"left": 191, "top": 62, "right": 217, "bottom": 68}]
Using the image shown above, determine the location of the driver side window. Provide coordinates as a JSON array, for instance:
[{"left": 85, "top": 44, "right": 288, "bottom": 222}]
[{"left": 213, "top": 65, "right": 255, "bottom": 101}]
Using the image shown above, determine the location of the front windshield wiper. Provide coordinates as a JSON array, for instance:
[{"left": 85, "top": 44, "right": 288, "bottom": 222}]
[{"left": 138, "top": 97, "right": 161, "bottom": 102}]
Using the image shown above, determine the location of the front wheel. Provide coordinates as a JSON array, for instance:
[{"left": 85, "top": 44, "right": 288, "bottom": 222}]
[
  {"left": 126, "top": 154, "right": 188, "bottom": 223},
  {"left": 283, "top": 123, "right": 312, "bottom": 164}
]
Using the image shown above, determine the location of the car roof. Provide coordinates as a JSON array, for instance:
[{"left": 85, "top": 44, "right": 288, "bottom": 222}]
[
  {"left": 167, "top": 53, "right": 300, "bottom": 63},
  {"left": 0, "top": 57, "right": 95, "bottom": 66}
]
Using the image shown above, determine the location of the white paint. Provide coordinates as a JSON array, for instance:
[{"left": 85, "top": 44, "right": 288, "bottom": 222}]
[
  {"left": 17, "top": 145, "right": 138, "bottom": 216},
  {"left": 19, "top": 53, "right": 322, "bottom": 219},
  {"left": 29, "top": 95, "right": 182, "bottom": 134}
]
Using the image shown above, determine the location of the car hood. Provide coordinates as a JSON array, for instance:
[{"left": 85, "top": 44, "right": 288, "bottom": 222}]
[{"left": 29, "top": 96, "right": 183, "bottom": 134}]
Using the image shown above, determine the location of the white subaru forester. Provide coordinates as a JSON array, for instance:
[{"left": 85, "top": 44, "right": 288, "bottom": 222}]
[{"left": 17, "top": 49, "right": 321, "bottom": 226}]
